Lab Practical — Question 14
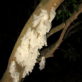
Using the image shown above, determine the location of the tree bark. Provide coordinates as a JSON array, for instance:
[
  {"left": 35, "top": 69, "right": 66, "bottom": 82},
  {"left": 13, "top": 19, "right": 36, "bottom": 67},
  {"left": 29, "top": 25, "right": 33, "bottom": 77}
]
[{"left": 1, "top": 0, "right": 64, "bottom": 82}]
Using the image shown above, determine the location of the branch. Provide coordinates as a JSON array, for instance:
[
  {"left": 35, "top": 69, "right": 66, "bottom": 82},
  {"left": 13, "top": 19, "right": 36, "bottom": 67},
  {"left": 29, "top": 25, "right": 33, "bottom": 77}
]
[
  {"left": 38, "top": 4, "right": 82, "bottom": 60},
  {"left": 64, "top": 21, "right": 82, "bottom": 39},
  {"left": 47, "top": 23, "right": 65, "bottom": 38}
]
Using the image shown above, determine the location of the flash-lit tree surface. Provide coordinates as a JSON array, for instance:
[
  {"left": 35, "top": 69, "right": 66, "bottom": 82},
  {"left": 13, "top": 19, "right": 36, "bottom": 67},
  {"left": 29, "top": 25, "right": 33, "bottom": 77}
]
[{"left": 0, "top": 0, "right": 82, "bottom": 82}]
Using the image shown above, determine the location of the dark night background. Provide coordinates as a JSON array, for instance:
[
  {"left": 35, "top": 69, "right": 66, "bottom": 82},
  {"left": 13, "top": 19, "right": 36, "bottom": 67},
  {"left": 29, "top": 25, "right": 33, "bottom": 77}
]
[{"left": 0, "top": 0, "right": 82, "bottom": 82}]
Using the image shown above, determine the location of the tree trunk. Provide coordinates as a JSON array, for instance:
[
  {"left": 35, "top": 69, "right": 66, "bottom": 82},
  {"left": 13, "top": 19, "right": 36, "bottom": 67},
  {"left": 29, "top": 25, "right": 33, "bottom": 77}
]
[{"left": 1, "top": 0, "right": 64, "bottom": 82}]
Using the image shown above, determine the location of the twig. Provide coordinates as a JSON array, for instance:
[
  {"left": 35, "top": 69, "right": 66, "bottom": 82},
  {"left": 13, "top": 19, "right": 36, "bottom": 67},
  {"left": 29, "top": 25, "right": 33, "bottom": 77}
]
[{"left": 38, "top": 4, "right": 82, "bottom": 61}]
